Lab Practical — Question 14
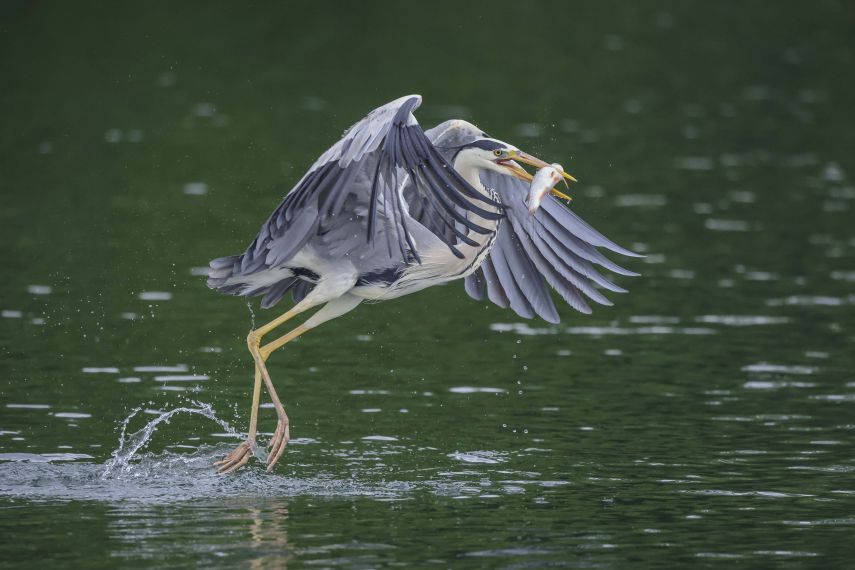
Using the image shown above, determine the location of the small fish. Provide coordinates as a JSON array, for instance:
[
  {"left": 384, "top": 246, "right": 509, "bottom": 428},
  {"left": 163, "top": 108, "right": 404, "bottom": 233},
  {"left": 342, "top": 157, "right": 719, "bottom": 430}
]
[{"left": 526, "top": 163, "right": 570, "bottom": 214}]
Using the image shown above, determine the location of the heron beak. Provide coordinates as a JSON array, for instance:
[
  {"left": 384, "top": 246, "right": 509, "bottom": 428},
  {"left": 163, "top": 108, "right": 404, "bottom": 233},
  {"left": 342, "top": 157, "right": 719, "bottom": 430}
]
[
  {"left": 500, "top": 160, "right": 534, "bottom": 183},
  {"left": 512, "top": 151, "right": 578, "bottom": 184},
  {"left": 550, "top": 187, "right": 573, "bottom": 202}
]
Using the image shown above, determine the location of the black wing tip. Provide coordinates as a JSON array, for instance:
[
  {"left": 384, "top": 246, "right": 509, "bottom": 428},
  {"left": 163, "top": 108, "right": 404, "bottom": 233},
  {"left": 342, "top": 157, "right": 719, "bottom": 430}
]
[
  {"left": 391, "top": 96, "right": 422, "bottom": 126},
  {"left": 400, "top": 94, "right": 422, "bottom": 109}
]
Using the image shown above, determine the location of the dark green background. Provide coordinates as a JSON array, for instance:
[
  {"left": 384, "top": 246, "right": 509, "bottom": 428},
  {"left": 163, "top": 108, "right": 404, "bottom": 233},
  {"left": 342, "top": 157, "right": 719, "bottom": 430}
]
[{"left": 1, "top": 1, "right": 854, "bottom": 568}]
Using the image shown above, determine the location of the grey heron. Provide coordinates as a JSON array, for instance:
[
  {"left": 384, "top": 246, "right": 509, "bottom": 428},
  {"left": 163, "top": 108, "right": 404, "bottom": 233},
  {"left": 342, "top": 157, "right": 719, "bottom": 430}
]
[{"left": 208, "top": 95, "right": 639, "bottom": 473}]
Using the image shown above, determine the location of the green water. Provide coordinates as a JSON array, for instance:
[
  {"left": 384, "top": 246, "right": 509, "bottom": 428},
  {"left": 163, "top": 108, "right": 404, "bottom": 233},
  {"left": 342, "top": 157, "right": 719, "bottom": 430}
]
[{"left": 2, "top": 1, "right": 855, "bottom": 567}]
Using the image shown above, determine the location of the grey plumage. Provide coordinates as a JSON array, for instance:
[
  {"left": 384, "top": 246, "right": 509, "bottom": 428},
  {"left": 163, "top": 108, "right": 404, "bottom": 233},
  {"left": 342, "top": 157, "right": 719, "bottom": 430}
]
[
  {"left": 210, "top": 95, "right": 643, "bottom": 476},
  {"left": 466, "top": 169, "right": 642, "bottom": 322},
  {"left": 207, "top": 95, "right": 639, "bottom": 323},
  {"left": 209, "top": 96, "right": 504, "bottom": 302},
  {"left": 424, "top": 121, "right": 640, "bottom": 323}
]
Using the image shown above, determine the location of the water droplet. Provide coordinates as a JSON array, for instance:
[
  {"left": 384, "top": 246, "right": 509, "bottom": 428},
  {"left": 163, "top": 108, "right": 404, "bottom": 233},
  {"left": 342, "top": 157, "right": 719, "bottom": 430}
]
[{"left": 183, "top": 182, "right": 208, "bottom": 195}]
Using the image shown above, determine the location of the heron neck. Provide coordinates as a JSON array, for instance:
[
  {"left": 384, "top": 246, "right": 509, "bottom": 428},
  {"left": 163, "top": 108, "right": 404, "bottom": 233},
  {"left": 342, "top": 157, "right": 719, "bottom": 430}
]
[
  {"left": 453, "top": 158, "right": 488, "bottom": 195},
  {"left": 453, "top": 163, "right": 500, "bottom": 219},
  {"left": 451, "top": 158, "right": 501, "bottom": 248},
  {"left": 399, "top": 157, "right": 500, "bottom": 282}
]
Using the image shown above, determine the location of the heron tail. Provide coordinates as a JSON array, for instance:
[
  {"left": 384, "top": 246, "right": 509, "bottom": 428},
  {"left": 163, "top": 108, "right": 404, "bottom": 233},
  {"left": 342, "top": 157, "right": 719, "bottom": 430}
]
[
  {"left": 206, "top": 255, "right": 242, "bottom": 290},
  {"left": 206, "top": 255, "right": 307, "bottom": 308}
]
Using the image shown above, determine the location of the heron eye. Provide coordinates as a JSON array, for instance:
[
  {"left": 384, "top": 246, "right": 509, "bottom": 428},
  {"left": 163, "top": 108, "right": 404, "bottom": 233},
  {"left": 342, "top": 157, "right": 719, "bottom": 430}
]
[{"left": 493, "top": 149, "right": 503, "bottom": 157}]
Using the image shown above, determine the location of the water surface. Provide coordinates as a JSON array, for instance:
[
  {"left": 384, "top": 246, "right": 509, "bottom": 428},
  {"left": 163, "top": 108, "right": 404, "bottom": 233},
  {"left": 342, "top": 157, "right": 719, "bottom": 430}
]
[{"left": 2, "top": 1, "right": 855, "bottom": 567}]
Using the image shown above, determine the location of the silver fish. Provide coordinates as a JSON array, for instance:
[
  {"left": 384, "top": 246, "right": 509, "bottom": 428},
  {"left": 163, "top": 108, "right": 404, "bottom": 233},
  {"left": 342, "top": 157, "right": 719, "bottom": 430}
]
[{"left": 526, "top": 163, "right": 567, "bottom": 215}]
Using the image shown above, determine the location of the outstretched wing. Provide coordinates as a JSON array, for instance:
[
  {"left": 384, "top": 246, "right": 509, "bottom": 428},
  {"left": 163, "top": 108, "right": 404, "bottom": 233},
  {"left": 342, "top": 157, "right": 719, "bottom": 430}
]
[
  {"left": 465, "top": 172, "right": 641, "bottom": 323},
  {"left": 226, "top": 95, "right": 503, "bottom": 279}
]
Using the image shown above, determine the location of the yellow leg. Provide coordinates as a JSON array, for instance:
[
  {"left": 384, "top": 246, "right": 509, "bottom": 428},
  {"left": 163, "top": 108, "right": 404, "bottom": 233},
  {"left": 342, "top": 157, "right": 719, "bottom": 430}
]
[
  {"left": 255, "top": 323, "right": 311, "bottom": 471},
  {"left": 249, "top": 294, "right": 362, "bottom": 471},
  {"left": 216, "top": 305, "right": 306, "bottom": 474},
  {"left": 217, "top": 293, "right": 362, "bottom": 474},
  {"left": 246, "top": 368, "right": 262, "bottom": 440},
  {"left": 260, "top": 324, "right": 310, "bottom": 360}
]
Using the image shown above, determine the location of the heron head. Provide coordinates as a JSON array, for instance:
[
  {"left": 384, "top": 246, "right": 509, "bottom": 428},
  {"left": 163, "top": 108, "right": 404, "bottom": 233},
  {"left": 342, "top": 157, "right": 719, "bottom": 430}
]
[{"left": 455, "top": 138, "right": 576, "bottom": 196}]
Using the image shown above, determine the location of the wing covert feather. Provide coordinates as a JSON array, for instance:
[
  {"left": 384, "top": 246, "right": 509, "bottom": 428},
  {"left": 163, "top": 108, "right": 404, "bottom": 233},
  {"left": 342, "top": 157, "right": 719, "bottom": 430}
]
[{"left": 223, "top": 95, "right": 504, "bottom": 281}]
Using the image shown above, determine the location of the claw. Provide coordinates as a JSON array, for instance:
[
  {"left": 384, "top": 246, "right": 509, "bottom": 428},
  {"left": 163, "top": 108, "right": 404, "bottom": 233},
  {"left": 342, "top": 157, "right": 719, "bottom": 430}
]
[
  {"left": 215, "top": 439, "right": 256, "bottom": 474},
  {"left": 265, "top": 416, "right": 290, "bottom": 472}
]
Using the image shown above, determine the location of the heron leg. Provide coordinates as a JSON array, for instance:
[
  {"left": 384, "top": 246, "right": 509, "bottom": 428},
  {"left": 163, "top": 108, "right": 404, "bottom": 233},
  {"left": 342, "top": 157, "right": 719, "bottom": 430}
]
[
  {"left": 255, "top": 324, "right": 310, "bottom": 471},
  {"left": 216, "top": 293, "right": 362, "bottom": 474},
  {"left": 214, "top": 367, "right": 265, "bottom": 474},
  {"left": 216, "top": 303, "right": 310, "bottom": 474},
  {"left": 259, "top": 293, "right": 363, "bottom": 472}
]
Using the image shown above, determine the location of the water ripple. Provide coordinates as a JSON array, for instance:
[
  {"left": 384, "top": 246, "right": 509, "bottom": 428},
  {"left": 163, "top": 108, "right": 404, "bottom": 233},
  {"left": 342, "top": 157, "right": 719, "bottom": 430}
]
[
  {"left": 742, "top": 363, "right": 818, "bottom": 375},
  {"left": 697, "top": 315, "right": 789, "bottom": 326},
  {"left": 448, "top": 387, "right": 506, "bottom": 394}
]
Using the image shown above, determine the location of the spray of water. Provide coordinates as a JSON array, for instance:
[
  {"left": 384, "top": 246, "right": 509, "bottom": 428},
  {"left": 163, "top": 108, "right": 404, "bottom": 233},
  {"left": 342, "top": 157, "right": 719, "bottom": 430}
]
[
  {"left": 246, "top": 299, "right": 256, "bottom": 329},
  {"left": 101, "top": 401, "right": 239, "bottom": 478}
]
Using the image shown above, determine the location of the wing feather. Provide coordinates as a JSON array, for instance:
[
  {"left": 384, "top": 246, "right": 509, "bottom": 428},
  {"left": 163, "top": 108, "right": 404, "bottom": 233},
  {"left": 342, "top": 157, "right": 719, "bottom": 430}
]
[
  {"left": 464, "top": 267, "right": 486, "bottom": 301},
  {"left": 479, "top": 259, "right": 510, "bottom": 309},
  {"left": 485, "top": 234, "right": 537, "bottom": 320},
  {"left": 495, "top": 225, "right": 561, "bottom": 323},
  {"left": 211, "top": 95, "right": 504, "bottom": 292},
  {"left": 464, "top": 171, "right": 640, "bottom": 321}
]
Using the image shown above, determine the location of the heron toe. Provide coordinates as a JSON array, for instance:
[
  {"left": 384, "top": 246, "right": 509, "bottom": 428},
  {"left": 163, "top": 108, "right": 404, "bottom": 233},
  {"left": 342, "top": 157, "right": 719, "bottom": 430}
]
[
  {"left": 215, "top": 439, "right": 255, "bottom": 474},
  {"left": 265, "top": 417, "right": 290, "bottom": 472}
]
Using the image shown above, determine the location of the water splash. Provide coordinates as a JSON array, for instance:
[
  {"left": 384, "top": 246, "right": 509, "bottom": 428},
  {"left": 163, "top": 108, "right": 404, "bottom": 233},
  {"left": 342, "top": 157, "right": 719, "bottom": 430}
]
[
  {"left": 246, "top": 299, "right": 256, "bottom": 329},
  {"left": 101, "top": 401, "right": 239, "bottom": 478}
]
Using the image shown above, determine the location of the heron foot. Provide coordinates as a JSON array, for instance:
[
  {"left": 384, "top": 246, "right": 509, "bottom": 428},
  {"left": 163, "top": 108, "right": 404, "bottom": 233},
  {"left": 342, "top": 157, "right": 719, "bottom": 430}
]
[
  {"left": 266, "top": 415, "right": 290, "bottom": 472},
  {"left": 215, "top": 438, "right": 256, "bottom": 474}
]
